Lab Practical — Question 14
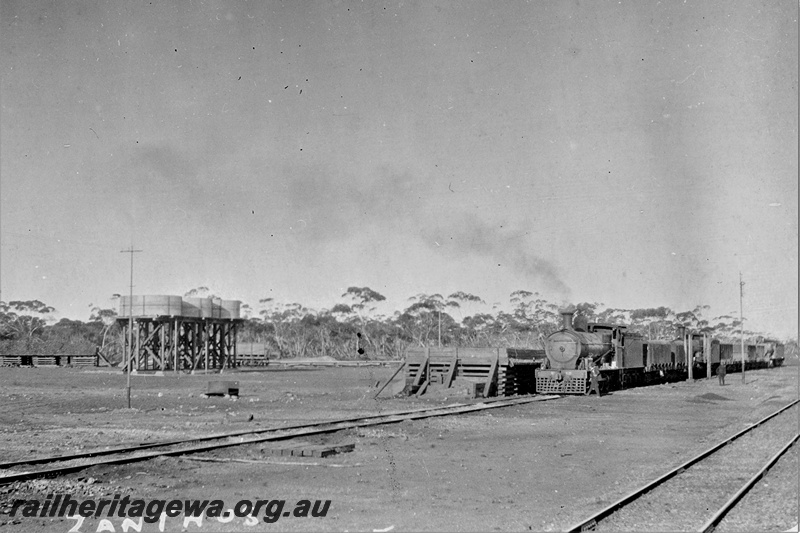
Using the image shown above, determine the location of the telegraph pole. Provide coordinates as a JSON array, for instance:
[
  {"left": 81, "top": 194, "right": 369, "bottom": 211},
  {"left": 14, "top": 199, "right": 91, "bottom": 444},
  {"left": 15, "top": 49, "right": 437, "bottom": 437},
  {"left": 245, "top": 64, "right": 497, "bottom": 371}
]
[
  {"left": 438, "top": 309, "right": 442, "bottom": 348},
  {"left": 686, "top": 328, "right": 693, "bottom": 380},
  {"left": 121, "top": 247, "right": 142, "bottom": 408},
  {"left": 739, "top": 272, "right": 746, "bottom": 384}
]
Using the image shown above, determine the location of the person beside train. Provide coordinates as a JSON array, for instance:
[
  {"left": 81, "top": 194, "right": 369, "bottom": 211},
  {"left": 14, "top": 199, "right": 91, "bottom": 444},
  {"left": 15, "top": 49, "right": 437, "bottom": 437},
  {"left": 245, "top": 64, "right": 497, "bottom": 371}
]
[
  {"left": 587, "top": 361, "right": 602, "bottom": 397},
  {"left": 717, "top": 360, "right": 727, "bottom": 386}
]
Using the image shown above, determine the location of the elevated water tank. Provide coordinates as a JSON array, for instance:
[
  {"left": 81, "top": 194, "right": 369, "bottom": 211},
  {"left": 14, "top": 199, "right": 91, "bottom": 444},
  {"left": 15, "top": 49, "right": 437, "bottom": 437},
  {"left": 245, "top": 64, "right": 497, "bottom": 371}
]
[
  {"left": 219, "top": 300, "right": 241, "bottom": 319},
  {"left": 119, "top": 295, "right": 183, "bottom": 317},
  {"left": 197, "top": 298, "right": 217, "bottom": 318},
  {"left": 208, "top": 298, "right": 224, "bottom": 319},
  {"left": 184, "top": 298, "right": 224, "bottom": 318},
  {"left": 183, "top": 297, "right": 214, "bottom": 318},
  {"left": 120, "top": 295, "right": 241, "bottom": 319}
]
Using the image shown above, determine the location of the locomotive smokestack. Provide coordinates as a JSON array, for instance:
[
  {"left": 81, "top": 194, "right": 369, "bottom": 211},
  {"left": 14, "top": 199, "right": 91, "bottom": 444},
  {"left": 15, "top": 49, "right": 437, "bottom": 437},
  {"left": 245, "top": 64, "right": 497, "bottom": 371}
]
[{"left": 559, "top": 307, "right": 575, "bottom": 330}]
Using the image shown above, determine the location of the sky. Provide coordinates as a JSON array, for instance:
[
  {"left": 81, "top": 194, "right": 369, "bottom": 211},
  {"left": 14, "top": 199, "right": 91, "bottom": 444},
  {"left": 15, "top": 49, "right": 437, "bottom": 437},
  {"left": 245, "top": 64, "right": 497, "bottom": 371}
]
[{"left": 1, "top": 0, "right": 797, "bottom": 339}]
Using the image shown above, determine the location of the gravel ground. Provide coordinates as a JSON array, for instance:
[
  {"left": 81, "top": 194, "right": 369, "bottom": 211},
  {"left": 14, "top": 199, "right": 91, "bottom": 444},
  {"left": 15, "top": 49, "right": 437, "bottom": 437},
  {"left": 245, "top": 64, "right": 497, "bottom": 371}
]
[
  {"left": 0, "top": 364, "right": 797, "bottom": 532},
  {"left": 716, "top": 446, "right": 799, "bottom": 533},
  {"left": 596, "top": 404, "right": 798, "bottom": 532}
]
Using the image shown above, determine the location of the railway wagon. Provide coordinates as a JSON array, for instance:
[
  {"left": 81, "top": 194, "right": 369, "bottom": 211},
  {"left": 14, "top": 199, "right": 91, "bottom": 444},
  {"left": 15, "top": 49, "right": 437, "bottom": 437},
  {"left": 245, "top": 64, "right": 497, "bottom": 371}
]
[
  {"left": 765, "top": 341, "right": 786, "bottom": 366},
  {"left": 691, "top": 338, "right": 785, "bottom": 378},
  {"left": 723, "top": 340, "right": 785, "bottom": 371}
]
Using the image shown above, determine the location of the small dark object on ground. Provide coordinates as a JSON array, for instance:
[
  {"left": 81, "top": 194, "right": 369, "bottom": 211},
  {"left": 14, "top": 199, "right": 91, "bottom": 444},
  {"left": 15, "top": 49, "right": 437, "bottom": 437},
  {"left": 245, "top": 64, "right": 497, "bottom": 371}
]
[
  {"left": 261, "top": 442, "right": 356, "bottom": 458},
  {"left": 207, "top": 381, "right": 239, "bottom": 397}
]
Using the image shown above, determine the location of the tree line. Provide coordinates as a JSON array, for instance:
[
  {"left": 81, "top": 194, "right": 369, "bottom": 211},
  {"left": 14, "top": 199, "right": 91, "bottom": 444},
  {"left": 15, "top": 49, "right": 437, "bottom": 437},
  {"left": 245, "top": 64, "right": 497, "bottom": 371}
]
[{"left": 1, "top": 288, "right": 795, "bottom": 362}]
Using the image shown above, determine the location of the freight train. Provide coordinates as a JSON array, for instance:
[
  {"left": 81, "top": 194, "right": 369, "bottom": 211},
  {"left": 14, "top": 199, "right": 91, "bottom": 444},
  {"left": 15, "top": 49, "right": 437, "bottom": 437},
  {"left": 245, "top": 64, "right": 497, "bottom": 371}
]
[{"left": 535, "top": 308, "right": 785, "bottom": 395}]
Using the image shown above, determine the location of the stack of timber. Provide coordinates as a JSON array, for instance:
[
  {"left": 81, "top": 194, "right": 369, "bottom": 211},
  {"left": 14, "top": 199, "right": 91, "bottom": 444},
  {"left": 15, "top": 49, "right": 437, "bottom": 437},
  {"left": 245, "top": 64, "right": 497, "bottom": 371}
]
[
  {"left": 0, "top": 354, "right": 98, "bottom": 367},
  {"left": 235, "top": 345, "right": 395, "bottom": 368},
  {"left": 507, "top": 347, "right": 545, "bottom": 394},
  {"left": 0, "top": 356, "right": 23, "bottom": 366},
  {"left": 60, "top": 355, "right": 97, "bottom": 366},
  {"left": 405, "top": 347, "right": 540, "bottom": 398},
  {"left": 236, "top": 343, "right": 270, "bottom": 367},
  {"left": 261, "top": 441, "right": 355, "bottom": 458},
  {"left": 236, "top": 354, "right": 270, "bottom": 366},
  {"left": 236, "top": 343, "right": 269, "bottom": 366}
]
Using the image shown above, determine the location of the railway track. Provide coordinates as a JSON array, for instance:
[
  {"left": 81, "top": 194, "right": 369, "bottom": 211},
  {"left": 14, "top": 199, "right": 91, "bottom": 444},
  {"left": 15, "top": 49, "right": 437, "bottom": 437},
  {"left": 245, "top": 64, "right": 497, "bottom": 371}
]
[
  {"left": 564, "top": 399, "right": 799, "bottom": 532},
  {"left": 0, "top": 394, "right": 560, "bottom": 485}
]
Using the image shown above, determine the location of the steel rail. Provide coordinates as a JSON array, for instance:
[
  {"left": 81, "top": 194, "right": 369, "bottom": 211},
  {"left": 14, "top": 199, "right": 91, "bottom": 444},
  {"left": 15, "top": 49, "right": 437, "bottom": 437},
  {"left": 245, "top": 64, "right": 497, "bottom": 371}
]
[
  {"left": 563, "top": 399, "right": 799, "bottom": 533},
  {"left": 0, "top": 394, "right": 560, "bottom": 485},
  {"left": 698, "top": 433, "right": 799, "bottom": 533},
  {"left": 0, "top": 394, "right": 546, "bottom": 470}
]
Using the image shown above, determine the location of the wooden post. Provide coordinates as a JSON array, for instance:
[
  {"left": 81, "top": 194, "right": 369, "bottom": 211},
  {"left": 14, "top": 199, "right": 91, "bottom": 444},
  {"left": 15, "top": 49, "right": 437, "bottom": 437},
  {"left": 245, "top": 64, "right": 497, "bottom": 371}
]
[
  {"left": 174, "top": 319, "right": 179, "bottom": 373},
  {"left": 413, "top": 352, "right": 429, "bottom": 389},
  {"left": 483, "top": 351, "right": 499, "bottom": 398},
  {"left": 444, "top": 354, "right": 458, "bottom": 388},
  {"left": 225, "top": 323, "right": 231, "bottom": 370},
  {"left": 374, "top": 361, "right": 406, "bottom": 398},
  {"left": 141, "top": 322, "right": 147, "bottom": 371},
  {"left": 193, "top": 322, "right": 199, "bottom": 370},
  {"left": 127, "top": 322, "right": 133, "bottom": 372},
  {"left": 125, "top": 317, "right": 132, "bottom": 407},
  {"left": 95, "top": 348, "right": 113, "bottom": 367},
  {"left": 204, "top": 320, "right": 209, "bottom": 372},
  {"left": 217, "top": 323, "right": 223, "bottom": 369},
  {"left": 739, "top": 272, "right": 746, "bottom": 383},
  {"left": 191, "top": 348, "right": 203, "bottom": 372},
  {"left": 133, "top": 321, "right": 140, "bottom": 371},
  {"left": 705, "top": 334, "right": 711, "bottom": 380},
  {"left": 159, "top": 321, "right": 165, "bottom": 371},
  {"left": 233, "top": 323, "right": 238, "bottom": 368},
  {"left": 217, "top": 323, "right": 224, "bottom": 369},
  {"left": 686, "top": 331, "right": 693, "bottom": 380}
]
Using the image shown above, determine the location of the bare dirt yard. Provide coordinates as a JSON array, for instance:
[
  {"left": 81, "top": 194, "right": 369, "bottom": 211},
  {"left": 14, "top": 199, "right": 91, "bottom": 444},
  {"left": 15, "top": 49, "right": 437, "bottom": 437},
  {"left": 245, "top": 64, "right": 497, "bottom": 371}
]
[{"left": 0, "top": 363, "right": 797, "bottom": 532}]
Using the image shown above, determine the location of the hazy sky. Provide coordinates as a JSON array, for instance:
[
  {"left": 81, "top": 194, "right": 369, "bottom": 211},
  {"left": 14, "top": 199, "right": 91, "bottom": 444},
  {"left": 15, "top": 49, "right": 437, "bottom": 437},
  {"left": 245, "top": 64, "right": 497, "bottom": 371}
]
[{"left": 2, "top": 1, "right": 797, "bottom": 338}]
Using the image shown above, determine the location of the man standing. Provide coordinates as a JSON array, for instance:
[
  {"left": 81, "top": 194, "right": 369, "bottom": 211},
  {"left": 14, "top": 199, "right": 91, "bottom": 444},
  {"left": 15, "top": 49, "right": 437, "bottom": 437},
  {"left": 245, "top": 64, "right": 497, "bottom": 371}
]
[
  {"left": 717, "top": 360, "right": 727, "bottom": 386},
  {"left": 588, "top": 363, "right": 601, "bottom": 397}
]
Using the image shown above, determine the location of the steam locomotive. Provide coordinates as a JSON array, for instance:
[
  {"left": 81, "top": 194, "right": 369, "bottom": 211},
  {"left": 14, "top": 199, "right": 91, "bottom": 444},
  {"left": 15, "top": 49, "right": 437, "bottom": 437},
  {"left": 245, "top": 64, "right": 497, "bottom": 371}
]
[{"left": 535, "top": 308, "right": 785, "bottom": 395}]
